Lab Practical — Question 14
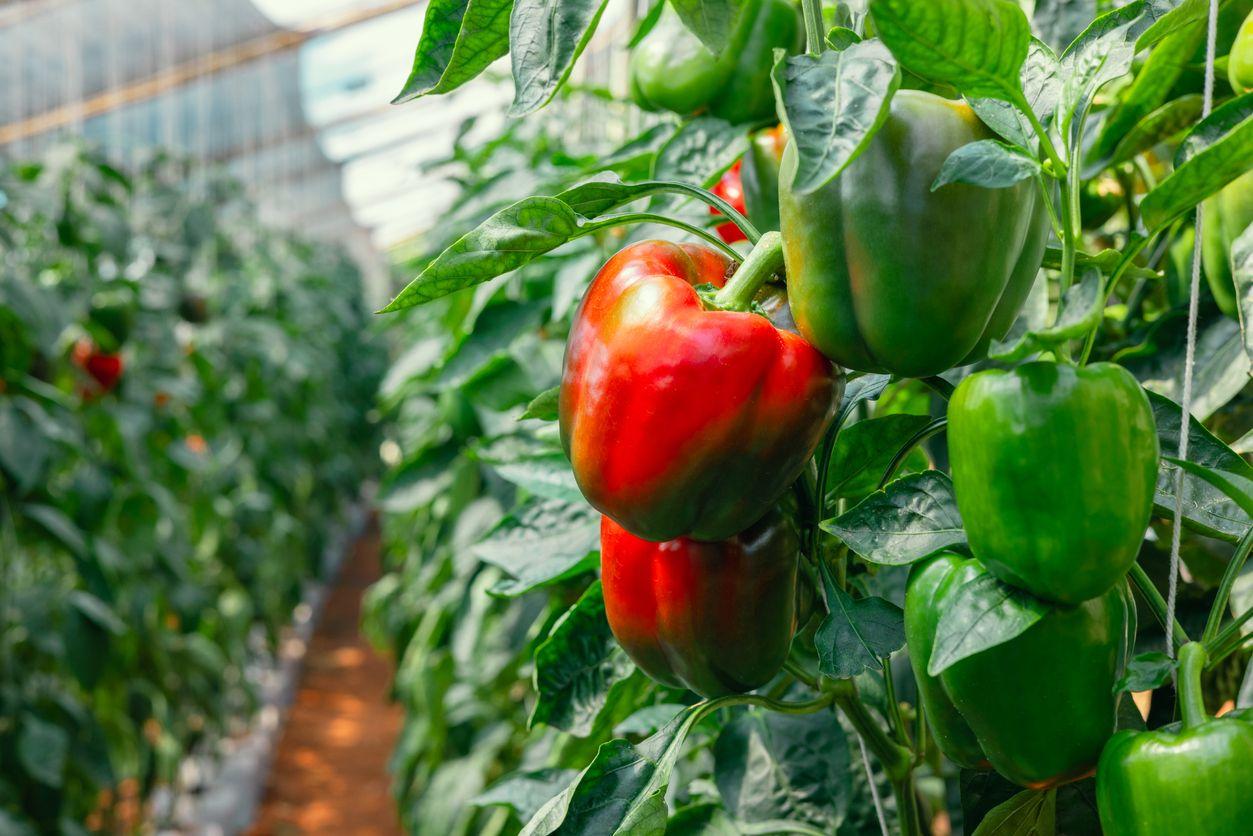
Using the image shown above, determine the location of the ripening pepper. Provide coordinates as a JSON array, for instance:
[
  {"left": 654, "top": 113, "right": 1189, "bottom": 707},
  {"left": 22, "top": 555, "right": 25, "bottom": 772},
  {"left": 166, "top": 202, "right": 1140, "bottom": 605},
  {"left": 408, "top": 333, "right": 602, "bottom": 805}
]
[
  {"left": 560, "top": 238, "right": 841, "bottom": 542},
  {"left": 742, "top": 125, "right": 787, "bottom": 232},
  {"left": 1096, "top": 642, "right": 1253, "bottom": 835},
  {"left": 600, "top": 510, "right": 798, "bottom": 697},
  {"left": 629, "top": 0, "right": 801, "bottom": 125},
  {"left": 710, "top": 160, "right": 749, "bottom": 244},
  {"left": 779, "top": 90, "right": 1049, "bottom": 377},
  {"left": 72, "top": 339, "right": 124, "bottom": 393},
  {"left": 904, "top": 555, "right": 988, "bottom": 771},
  {"left": 908, "top": 553, "right": 1134, "bottom": 788},
  {"left": 1201, "top": 168, "right": 1253, "bottom": 317},
  {"left": 1230, "top": 8, "right": 1253, "bottom": 93},
  {"left": 949, "top": 362, "right": 1159, "bottom": 605}
]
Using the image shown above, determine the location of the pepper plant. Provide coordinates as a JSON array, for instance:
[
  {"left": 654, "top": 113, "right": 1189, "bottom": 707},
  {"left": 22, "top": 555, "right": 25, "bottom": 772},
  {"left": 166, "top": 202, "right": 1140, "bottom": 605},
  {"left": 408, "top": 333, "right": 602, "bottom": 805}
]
[{"left": 373, "top": 0, "right": 1253, "bottom": 833}]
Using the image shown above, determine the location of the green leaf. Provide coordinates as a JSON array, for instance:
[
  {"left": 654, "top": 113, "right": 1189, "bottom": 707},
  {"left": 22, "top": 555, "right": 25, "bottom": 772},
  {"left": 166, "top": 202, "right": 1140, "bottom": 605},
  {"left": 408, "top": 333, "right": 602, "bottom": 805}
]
[
  {"left": 1236, "top": 223, "right": 1253, "bottom": 368},
  {"left": 1040, "top": 246, "right": 1162, "bottom": 281},
  {"left": 1165, "top": 457, "right": 1253, "bottom": 519},
  {"left": 869, "top": 0, "right": 1030, "bottom": 100},
  {"left": 0, "top": 399, "right": 50, "bottom": 493},
  {"left": 1150, "top": 389, "right": 1253, "bottom": 541},
  {"left": 1114, "top": 651, "right": 1175, "bottom": 694},
  {"left": 18, "top": 714, "right": 68, "bottom": 788},
  {"left": 929, "top": 570, "right": 1052, "bottom": 676},
  {"left": 826, "top": 26, "right": 862, "bottom": 51},
  {"left": 521, "top": 386, "right": 560, "bottom": 421},
  {"left": 670, "top": 0, "right": 743, "bottom": 53},
  {"left": 653, "top": 116, "right": 749, "bottom": 188},
  {"left": 835, "top": 373, "right": 893, "bottom": 428},
  {"left": 969, "top": 38, "right": 1061, "bottom": 149},
  {"left": 22, "top": 504, "right": 87, "bottom": 557},
  {"left": 382, "top": 197, "right": 584, "bottom": 311},
  {"left": 589, "top": 124, "right": 677, "bottom": 175},
  {"left": 1104, "top": 94, "right": 1205, "bottom": 171},
  {"left": 1141, "top": 92, "right": 1253, "bottom": 231},
  {"left": 531, "top": 582, "right": 640, "bottom": 736},
  {"left": 932, "top": 139, "right": 1041, "bottom": 190},
  {"left": 474, "top": 497, "right": 600, "bottom": 596},
  {"left": 971, "top": 788, "right": 1055, "bottom": 835},
  {"left": 990, "top": 267, "right": 1102, "bottom": 361},
  {"left": 1059, "top": 1, "right": 1160, "bottom": 134},
  {"left": 475, "top": 434, "right": 582, "bottom": 503},
  {"left": 714, "top": 710, "right": 851, "bottom": 831},
  {"left": 392, "top": 0, "right": 513, "bottom": 102},
  {"left": 68, "top": 590, "right": 126, "bottom": 636},
  {"left": 817, "top": 567, "right": 906, "bottom": 679},
  {"left": 508, "top": 0, "right": 611, "bottom": 116},
  {"left": 473, "top": 769, "right": 580, "bottom": 823},
  {"left": 522, "top": 706, "right": 703, "bottom": 835},
  {"left": 439, "top": 301, "right": 547, "bottom": 387},
  {"left": 773, "top": 40, "right": 901, "bottom": 193},
  {"left": 1032, "top": 0, "right": 1097, "bottom": 52},
  {"left": 827, "top": 413, "right": 933, "bottom": 499},
  {"left": 1136, "top": 0, "right": 1210, "bottom": 50},
  {"left": 823, "top": 471, "right": 966, "bottom": 566}
]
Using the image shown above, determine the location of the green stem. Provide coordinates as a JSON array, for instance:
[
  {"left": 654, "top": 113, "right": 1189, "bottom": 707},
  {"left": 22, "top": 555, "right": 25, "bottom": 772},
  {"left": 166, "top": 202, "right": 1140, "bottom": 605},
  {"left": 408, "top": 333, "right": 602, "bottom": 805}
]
[
  {"left": 633, "top": 180, "right": 762, "bottom": 243},
  {"left": 784, "top": 658, "right": 820, "bottom": 690},
  {"left": 830, "top": 679, "right": 913, "bottom": 782},
  {"left": 1129, "top": 562, "right": 1190, "bottom": 652},
  {"left": 1035, "top": 173, "right": 1064, "bottom": 242},
  {"left": 881, "top": 658, "right": 912, "bottom": 748},
  {"left": 586, "top": 212, "right": 742, "bottom": 261},
  {"left": 1077, "top": 234, "right": 1154, "bottom": 365},
  {"left": 702, "top": 691, "right": 836, "bottom": 718},
  {"left": 812, "top": 423, "right": 841, "bottom": 551},
  {"left": 1176, "top": 642, "right": 1209, "bottom": 729},
  {"left": 877, "top": 418, "right": 946, "bottom": 490},
  {"left": 1019, "top": 96, "right": 1067, "bottom": 177},
  {"left": 712, "top": 230, "right": 785, "bottom": 311},
  {"left": 1206, "top": 628, "right": 1253, "bottom": 668},
  {"left": 893, "top": 774, "right": 923, "bottom": 836},
  {"left": 1203, "top": 527, "right": 1253, "bottom": 645},
  {"left": 1208, "top": 608, "right": 1253, "bottom": 659},
  {"left": 801, "top": 0, "right": 824, "bottom": 55},
  {"left": 919, "top": 376, "right": 955, "bottom": 400}
]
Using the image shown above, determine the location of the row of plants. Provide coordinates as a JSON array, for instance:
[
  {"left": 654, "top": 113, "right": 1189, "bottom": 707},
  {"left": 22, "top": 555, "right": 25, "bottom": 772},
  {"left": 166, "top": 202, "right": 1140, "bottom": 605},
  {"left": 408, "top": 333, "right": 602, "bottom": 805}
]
[
  {"left": 0, "top": 146, "right": 386, "bottom": 832},
  {"left": 368, "top": 0, "right": 1253, "bottom": 833}
]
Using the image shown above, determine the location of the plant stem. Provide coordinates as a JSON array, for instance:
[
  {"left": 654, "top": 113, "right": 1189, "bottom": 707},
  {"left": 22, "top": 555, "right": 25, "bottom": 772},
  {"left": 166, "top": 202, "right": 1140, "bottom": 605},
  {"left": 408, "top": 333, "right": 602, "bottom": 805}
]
[
  {"left": 1177, "top": 642, "right": 1209, "bottom": 729},
  {"left": 1129, "top": 562, "right": 1190, "bottom": 651},
  {"left": 1020, "top": 99, "right": 1067, "bottom": 178},
  {"left": 878, "top": 418, "right": 946, "bottom": 490},
  {"left": 881, "top": 658, "right": 912, "bottom": 748},
  {"left": 713, "top": 230, "right": 785, "bottom": 311},
  {"left": 1207, "top": 608, "right": 1253, "bottom": 660},
  {"left": 638, "top": 180, "right": 762, "bottom": 243},
  {"left": 1203, "top": 527, "right": 1253, "bottom": 645},
  {"left": 586, "top": 212, "right": 742, "bottom": 261},
  {"left": 801, "top": 0, "right": 824, "bottom": 55},
  {"left": 1036, "top": 173, "right": 1064, "bottom": 241},
  {"left": 1077, "top": 234, "right": 1153, "bottom": 364},
  {"left": 784, "top": 658, "right": 820, "bottom": 690},
  {"left": 919, "top": 376, "right": 955, "bottom": 400},
  {"left": 703, "top": 691, "right": 836, "bottom": 718},
  {"left": 830, "top": 679, "right": 913, "bottom": 782},
  {"left": 892, "top": 773, "right": 923, "bottom": 836},
  {"left": 1205, "top": 628, "right": 1253, "bottom": 668}
]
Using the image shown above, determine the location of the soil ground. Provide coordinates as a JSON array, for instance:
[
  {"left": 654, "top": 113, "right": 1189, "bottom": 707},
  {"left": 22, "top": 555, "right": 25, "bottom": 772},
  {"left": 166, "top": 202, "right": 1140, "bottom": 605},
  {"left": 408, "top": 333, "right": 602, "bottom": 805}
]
[{"left": 247, "top": 519, "right": 403, "bottom": 835}]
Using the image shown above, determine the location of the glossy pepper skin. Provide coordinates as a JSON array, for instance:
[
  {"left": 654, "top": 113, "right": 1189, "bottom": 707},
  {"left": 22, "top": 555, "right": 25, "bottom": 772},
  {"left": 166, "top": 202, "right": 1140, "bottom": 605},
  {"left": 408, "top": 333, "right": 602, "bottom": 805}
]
[
  {"left": 1097, "top": 642, "right": 1253, "bottom": 835},
  {"left": 904, "top": 555, "right": 988, "bottom": 770},
  {"left": 560, "top": 241, "right": 841, "bottom": 542},
  {"left": 779, "top": 90, "right": 1049, "bottom": 377},
  {"left": 72, "top": 339, "right": 124, "bottom": 393},
  {"left": 710, "top": 160, "right": 749, "bottom": 244},
  {"left": 742, "top": 125, "right": 787, "bottom": 232},
  {"left": 912, "top": 554, "right": 1134, "bottom": 788},
  {"left": 1201, "top": 169, "right": 1253, "bottom": 317},
  {"left": 629, "top": 0, "right": 801, "bottom": 125},
  {"left": 949, "top": 362, "right": 1158, "bottom": 605},
  {"left": 1230, "top": 8, "right": 1253, "bottom": 93},
  {"left": 601, "top": 511, "right": 798, "bottom": 697}
]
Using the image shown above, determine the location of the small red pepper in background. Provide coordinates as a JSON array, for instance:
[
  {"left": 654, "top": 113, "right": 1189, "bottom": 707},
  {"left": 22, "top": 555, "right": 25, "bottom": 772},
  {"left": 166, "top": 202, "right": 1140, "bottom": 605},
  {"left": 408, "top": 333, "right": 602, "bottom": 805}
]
[
  {"left": 709, "top": 160, "right": 749, "bottom": 244},
  {"left": 560, "top": 239, "right": 841, "bottom": 543},
  {"left": 600, "top": 510, "right": 799, "bottom": 697},
  {"left": 73, "top": 338, "right": 124, "bottom": 394}
]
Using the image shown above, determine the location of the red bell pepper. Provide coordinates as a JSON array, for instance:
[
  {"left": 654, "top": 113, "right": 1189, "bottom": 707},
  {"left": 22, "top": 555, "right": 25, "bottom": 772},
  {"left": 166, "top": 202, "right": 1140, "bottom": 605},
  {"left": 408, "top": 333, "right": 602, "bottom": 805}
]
[
  {"left": 710, "top": 160, "right": 749, "bottom": 244},
  {"left": 560, "top": 238, "right": 841, "bottom": 542},
  {"left": 72, "top": 338, "right": 124, "bottom": 393},
  {"left": 600, "top": 510, "right": 799, "bottom": 697}
]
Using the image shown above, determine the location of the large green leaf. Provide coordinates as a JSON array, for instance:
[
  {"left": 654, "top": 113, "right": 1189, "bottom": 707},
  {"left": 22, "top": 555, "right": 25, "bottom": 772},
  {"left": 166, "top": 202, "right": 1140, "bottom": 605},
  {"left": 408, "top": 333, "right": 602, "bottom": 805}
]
[
  {"left": 509, "top": 0, "right": 611, "bottom": 116},
  {"left": 822, "top": 471, "right": 966, "bottom": 565},
  {"left": 928, "top": 570, "right": 1053, "bottom": 676},
  {"left": 816, "top": 567, "right": 906, "bottom": 679},
  {"left": 393, "top": 0, "right": 513, "bottom": 102}
]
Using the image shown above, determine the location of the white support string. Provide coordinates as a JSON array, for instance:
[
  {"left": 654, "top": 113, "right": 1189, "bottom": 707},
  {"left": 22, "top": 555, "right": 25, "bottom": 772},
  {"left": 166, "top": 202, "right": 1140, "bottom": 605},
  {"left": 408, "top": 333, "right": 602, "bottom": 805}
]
[
  {"left": 1166, "top": 0, "right": 1220, "bottom": 659},
  {"left": 856, "top": 734, "right": 890, "bottom": 836}
]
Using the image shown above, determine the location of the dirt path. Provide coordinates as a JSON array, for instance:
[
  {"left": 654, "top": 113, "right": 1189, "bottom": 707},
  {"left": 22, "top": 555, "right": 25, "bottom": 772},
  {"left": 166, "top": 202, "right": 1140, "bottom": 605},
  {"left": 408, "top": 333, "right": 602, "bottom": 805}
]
[{"left": 248, "top": 518, "right": 403, "bottom": 835}]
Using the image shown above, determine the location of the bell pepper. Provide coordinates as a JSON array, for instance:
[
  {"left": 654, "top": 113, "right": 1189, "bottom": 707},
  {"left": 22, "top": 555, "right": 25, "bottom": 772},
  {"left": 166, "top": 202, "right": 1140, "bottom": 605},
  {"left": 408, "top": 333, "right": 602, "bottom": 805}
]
[
  {"left": 949, "top": 362, "right": 1159, "bottom": 605},
  {"left": 778, "top": 90, "right": 1049, "bottom": 377},
  {"left": 600, "top": 510, "right": 798, "bottom": 697},
  {"left": 1201, "top": 168, "right": 1253, "bottom": 317},
  {"left": 560, "top": 237, "right": 841, "bottom": 542},
  {"left": 1230, "top": 8, "right": 1253, "bottom": 94},
  {"left": 629, "top": 0, "right": 801, "bottom": 125},
  {"left": 904, "top": 554, "right": 988, "bottom": 771},
  {"left": 742, "top": 125, "right": 787, "bottom": 232},
  {"left": 1096, "top": 642, "right": 1253, "bottom": 834},
  {"left": 72, "top": 338, "right": 124, "bottom": 393},
  {"left": 908, "top": 553, "right": 1134, "bottom": 788},
  {"left": 710, "top": 160, "right": 749, "bottom": 244}
]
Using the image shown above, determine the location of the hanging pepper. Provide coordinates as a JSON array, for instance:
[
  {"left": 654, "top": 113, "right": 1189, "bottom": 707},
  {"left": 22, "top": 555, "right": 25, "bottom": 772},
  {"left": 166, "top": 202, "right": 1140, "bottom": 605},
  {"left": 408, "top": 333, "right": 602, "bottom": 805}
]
[
  {"left": 742, "top": 125, "right": 787, "bottom": 232},
  {"left": 560, "top": 236, "right": 841, "bottom": 542},
  {"left": 601, "top": 510, "right": 799, "bottom": 697},
  {"left": 709, "top": 161, "right": 749, "bottom": 244},
  {"left": 1201, "top": 169, "right": 1253, "bottom": 317},
  {"left": 905, "top": 553, "right": 1134, "bottom": 788},
  {"left": 1096, "top": 642, "right": 1253, "bottom": 834},
  {"left": 779, "top": 90, "right": 1049, "bottom": 376},
  {"left": 948, "top": 362, "right": 1159, "bottom": 605}
]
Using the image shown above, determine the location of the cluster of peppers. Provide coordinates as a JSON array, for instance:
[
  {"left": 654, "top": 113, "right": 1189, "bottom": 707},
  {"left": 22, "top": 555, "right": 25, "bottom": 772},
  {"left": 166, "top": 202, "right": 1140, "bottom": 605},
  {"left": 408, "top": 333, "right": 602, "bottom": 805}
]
[{"left": 552, "top": 3, "right": 1253, "bottom": 830}]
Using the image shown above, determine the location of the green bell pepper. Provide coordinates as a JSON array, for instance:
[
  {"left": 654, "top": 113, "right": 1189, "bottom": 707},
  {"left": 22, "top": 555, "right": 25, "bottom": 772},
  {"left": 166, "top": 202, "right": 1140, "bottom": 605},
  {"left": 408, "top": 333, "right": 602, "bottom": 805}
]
[
  {"left": 1230, "top": 8, "right": 1253, "bottom": 93},
  {"left": 1201, "top": 168, "right": 1253, "bottom": 318},
  {"left": 1096, "top": 642, "right": 1253, "bottom": 834},
  {"left": 949, "top": 362, "right": 1159, "bottom": 606},
  {"left": 779, "top": 90, "right": 1049, "bottom": 377},
  {"left": 629, "top": 0, "right": 801, "bottom": 125},
  {"left": 909, "top": 554, "right": 1134, "bottom": 788}
]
